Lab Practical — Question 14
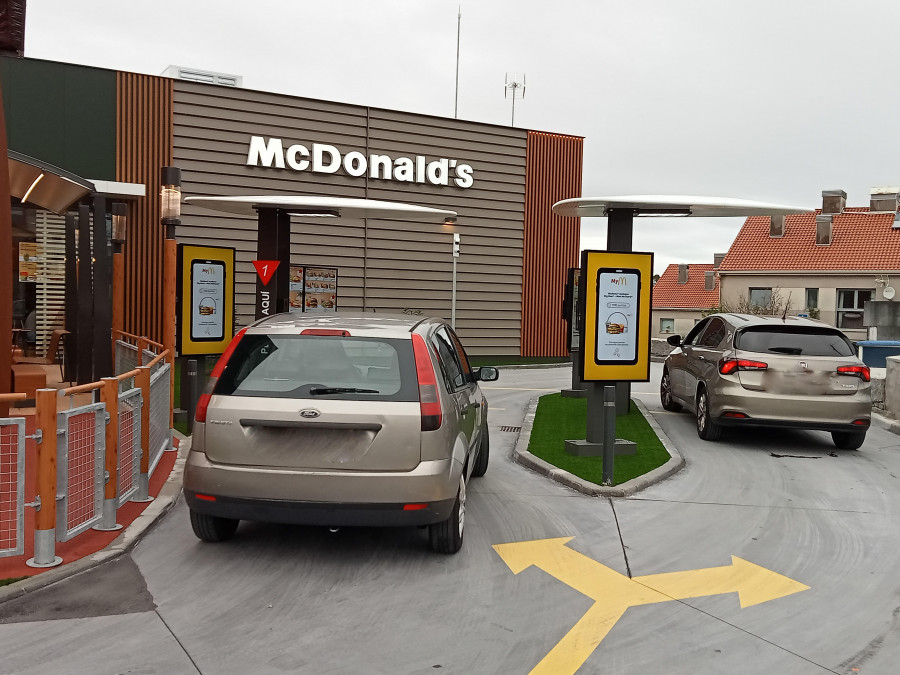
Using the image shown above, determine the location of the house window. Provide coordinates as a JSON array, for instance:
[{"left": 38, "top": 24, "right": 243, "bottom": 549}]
[
  {"left": 660, "top": 318, "right": 674, "bottom": 334},
  {"left": 836, "top": 289, "right": 873, "bottom": 329},
  {"left": 805, "top": 288, "right": 818, "bottom": 310},
  {"left": 749, "top": 287, "right": 772, "bottom": 310}
]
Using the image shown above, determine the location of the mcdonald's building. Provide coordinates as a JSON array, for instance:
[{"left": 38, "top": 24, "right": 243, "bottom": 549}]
[{"left": 2, "top": 56, "right": 583, "bottom": 367}]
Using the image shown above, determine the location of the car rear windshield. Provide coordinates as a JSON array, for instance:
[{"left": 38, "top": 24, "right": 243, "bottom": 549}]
[
  {"left": 214, "top": 334, "right": 418, "bottom": 401},
  {"left": 734, "top": 326, "right": 855, "bottom": 357}
]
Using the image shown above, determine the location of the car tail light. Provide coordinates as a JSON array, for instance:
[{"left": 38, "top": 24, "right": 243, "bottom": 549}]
[
  {"left": 196, "top": 327, "right": 247, "bottom": 423},
  {"left": 852, "top": 419, "right": 870, "bottom": 426},
  {"left": 719, "top": 359, "right": 768, "bottom": 375},
  {"left": 403, "top": 503, "right": 429, "bottom": 511},
  {"left": 412, "top": 333, "right": 442, "bottom": 431},
  {"left": 722, "top": 411, "right": 748, "bottom": 418},
  {"left": 837, "top": 365, "right": 870, "bottom": 382}
]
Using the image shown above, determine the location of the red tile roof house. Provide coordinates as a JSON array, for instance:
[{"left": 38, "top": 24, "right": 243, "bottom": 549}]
[
  {"left": 651, "top": 261, "right": 721, "bottom": 338},
  {"left": 716, "top": 189, "right": 900, "bottom": 343}
]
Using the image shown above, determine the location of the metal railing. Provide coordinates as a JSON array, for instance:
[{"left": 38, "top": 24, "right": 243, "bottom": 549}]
[
  {"left": 0, "top": 395, "right": 26, "bottom": 558},
  {"left": 23, "top": 344, "right": 173, "bottom": 568}
]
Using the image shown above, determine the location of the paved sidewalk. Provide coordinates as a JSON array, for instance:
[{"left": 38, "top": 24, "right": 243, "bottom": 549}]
[{"left": 0, "top": 434, "right": 188, "bottom": 602}]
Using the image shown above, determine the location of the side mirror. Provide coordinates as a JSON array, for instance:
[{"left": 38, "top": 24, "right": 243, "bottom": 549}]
[
  {"left": 475, "top": 366, "right": 499, "bottom": 382},
  {"left": 666, "top": 334, "right": 683, "bottom": 347}
]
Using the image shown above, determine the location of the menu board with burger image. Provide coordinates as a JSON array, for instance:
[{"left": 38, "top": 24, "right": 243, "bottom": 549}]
[
  {"left": 304, "top": 267, "right": 338, "bottom": 313},
  {"left": 289, "top": 265, "right": 305, "bottom": 313}
]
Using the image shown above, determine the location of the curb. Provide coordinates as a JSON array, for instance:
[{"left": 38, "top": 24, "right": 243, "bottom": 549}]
[
  {"left": 872, "top": 409, "right": 900, "bottom": 435},
  {"left": 0, "top": 434, "right": 190, "bottom": 604},
  {"left": 510, "top": 395, "right": 685, "bottom": 498}
]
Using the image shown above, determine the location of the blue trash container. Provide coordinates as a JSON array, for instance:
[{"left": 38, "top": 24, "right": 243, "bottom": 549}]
[{"left": 856, "top": 341, "right": 900, "bottom": 368}]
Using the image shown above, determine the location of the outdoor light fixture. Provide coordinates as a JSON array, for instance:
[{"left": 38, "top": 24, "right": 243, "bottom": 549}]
[
  {"left": 630, "top": 208, "right": 693, "bottom": 217},
  {"left": 111, "top": 202, "right": 128, "bottom": 244},
  {"left": 160, "top": 166, "right": 182, "bottom": 225},
  {"left": 444, "top": 216, "right": 457, "bottom": 225},
  {"left": 20, "top": 172, "right": 45, "bottom": 203},
  {"left": 285, "top": 209, "right": 341, "bottom": 218}
]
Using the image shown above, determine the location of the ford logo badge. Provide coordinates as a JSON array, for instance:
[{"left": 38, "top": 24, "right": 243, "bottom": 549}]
[{"left": 299, "top": 408, "right": 321, "bottom": 419}]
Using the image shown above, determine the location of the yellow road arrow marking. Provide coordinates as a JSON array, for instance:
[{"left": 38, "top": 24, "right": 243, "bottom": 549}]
[
  {"left": 493, "top": 537, "right": 809, "bottom": 675},
  {"left": 633, "top": 555, "right": 810, "bottom": 608}
]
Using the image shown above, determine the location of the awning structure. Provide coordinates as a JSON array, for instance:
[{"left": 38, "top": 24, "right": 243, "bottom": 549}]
[
  {"left": 8, "top": 151, "right": 95, "bottom": 214},
  {"left": 183, "top": 195, "right": 458, "bottom": 222},
  {"left": 552, "top": 195, "right": 813, "bottom": 218}
]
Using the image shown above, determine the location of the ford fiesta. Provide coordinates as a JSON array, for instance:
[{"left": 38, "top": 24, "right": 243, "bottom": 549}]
[
  {"left": 183, "top": 313, "right": 498, "bottom": 554},
  {"left": 660, "top": 313, "right": 871, "bottom": 449}
]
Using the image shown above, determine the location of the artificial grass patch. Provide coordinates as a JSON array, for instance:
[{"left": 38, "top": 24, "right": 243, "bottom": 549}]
[{"left": 527, "top": 393, "right": 671, "bottom": 486}]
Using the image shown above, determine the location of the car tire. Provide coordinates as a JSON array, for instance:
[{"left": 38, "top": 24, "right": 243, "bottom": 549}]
[
  {"left": 696, "top": 387, "right": 722, "bottom": 441},
  {"left": 471, "top": 425, "right": 489, "bottom": 478},
  {"left": 429, "top": 474, "right": 465, "bottom": 554},
  {"left": 831, "top": 430, "right": 866, "bottom": 450},
  {"left": 190, "top": 509, "right": 239, "bottom": 542},
  {"left": 660, "top": 369, "right": 682, "bottom": 412}
]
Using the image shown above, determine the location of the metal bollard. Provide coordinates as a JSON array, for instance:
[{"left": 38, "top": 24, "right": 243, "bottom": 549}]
[
  {"left": 186, "top": 358, "right": 198, "bottom": 433},
  {"left": 602, "top": 385, "right": 617, "bottom": 486}
]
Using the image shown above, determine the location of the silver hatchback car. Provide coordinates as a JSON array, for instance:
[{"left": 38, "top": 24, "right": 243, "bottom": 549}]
[
  {"left": 183, "top": 313, "right": 498, "bottom": 554},
  {"left": 660, "top": 313, "right": 871, "bottom": 449}
]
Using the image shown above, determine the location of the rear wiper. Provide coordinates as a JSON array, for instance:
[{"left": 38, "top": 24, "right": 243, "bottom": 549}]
[
  {"left": 768, "top": 347, "right": 802, "bottom": 355},
  {"left": 309, "top": 387, "right": 379, "bottom": 395}
]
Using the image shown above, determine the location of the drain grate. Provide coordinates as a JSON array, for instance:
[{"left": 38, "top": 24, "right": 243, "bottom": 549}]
[{"left": 500, "top": 426, "right": 521, "bottom": 433}]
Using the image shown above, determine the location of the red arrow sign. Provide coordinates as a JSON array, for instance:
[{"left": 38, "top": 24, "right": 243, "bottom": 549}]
[{"left": 253, "top": 260, "right": 280, "bottom": 286}]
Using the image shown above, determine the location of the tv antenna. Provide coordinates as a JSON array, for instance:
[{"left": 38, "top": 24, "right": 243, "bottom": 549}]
[{"left": 504, "top": 72, "right": 526, "bottom": 126}]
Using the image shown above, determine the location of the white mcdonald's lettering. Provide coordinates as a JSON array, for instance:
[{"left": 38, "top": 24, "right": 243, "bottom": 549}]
[{"left": 246, "top": 136, "right": 475, "bottom": 188}]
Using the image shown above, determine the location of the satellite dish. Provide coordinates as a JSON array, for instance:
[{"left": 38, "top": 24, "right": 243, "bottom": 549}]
[{"left": 884, "top": 286, "right": 896, "bottom": 300}]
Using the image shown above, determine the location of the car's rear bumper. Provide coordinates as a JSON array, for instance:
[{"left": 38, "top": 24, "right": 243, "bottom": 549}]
[
  {"left": 183, "top": 450, "right": 460, "bottom": 526},
  {"left": 184, "top": 489, "right": 455, "bottom": 527},
  {"left": 712, "top": 383, "right": 871, "bottom": 431}
]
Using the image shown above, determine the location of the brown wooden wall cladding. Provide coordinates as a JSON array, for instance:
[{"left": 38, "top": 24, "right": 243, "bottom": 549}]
[
  {"left": 521, "top": 132, "right": 583, "bottom": 357},
  {"left": 172, "top": 82, "right": 538, "bottom": 356},
  {"left": 116, "top": 72, "right": 173, "bottom": 344}
]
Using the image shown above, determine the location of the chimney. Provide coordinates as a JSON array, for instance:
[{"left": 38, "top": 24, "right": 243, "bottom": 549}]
[
  {"left": 816, "top": 214, "right": 833, "bottom": 246},
  {"left": 713, "top": 252, "right": 726, "bottom": 268},
  {"left": 704, "top": 270, "right": 715, "bottom": 291},
  {"left": 677, "top": 264, "right": 689, "bottom": 284},
  {"left": 769, "top": 214, "right": 785, "bottom": 237},
  {"left": 821, "top": 189, "right": 846, "bottom": 215},
  {"left": 870, "top": 187, "right": 900, "bottom": 212}
]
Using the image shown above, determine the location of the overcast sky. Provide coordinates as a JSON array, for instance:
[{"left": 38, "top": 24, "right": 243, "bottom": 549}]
[{"left": 23, "top": 1, "right": 900, "bottom": 275}]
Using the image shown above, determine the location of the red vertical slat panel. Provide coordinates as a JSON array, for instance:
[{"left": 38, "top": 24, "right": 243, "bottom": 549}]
[
  {"left": 521, "top": 132, "right": 583, "bottom": 356},
  {"left": 116, "top": 73, "right": 173, "bottom": 344}
]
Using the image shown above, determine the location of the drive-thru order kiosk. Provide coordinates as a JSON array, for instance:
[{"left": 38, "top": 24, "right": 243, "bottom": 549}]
[{"left": 552, "top": 195, "right": 813, "bottom": 484}]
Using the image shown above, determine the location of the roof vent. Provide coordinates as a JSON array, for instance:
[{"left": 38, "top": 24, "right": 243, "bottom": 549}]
[
  {"left": 821, "top": 189, "right": 846, "bottom": 215},
  {"left": 769, "top": 214, "right": 785, "bottom": 238},
  {"left": 816, "top": 214, "right": 833, "bottom": 246},
  {"left": 161, "top": 65, "right": 242, "bottom": 87},
  {"left": 870, "top": 187, "right": 900, "bottom": 213},
  {"left": 677, "top": 264, "right": 689, "bottom": 284},
  {"left": 704, "top": 270, "right": 715, "bottom": 291}
]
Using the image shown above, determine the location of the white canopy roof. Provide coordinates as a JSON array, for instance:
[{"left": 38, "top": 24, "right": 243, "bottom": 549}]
[
  {"left": 552, "top": 195, "right": 814, "bottom": 218},
  {"left": 183, "top": 195, "right": 457, "bottom": 222}
]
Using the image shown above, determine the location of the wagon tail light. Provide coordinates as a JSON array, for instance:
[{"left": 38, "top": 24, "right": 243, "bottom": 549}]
[
  {"left": 195, "top": 327, "right": 248, "bottom": 423},
  {"left": 412, "top": 334, "right": 442, "bottom": 431},
  {"left": 719, "top": 358, "right": 768, "bottom": 375},
  {"left": 837, "top": 365, "right": 870, "bottom": 382}
]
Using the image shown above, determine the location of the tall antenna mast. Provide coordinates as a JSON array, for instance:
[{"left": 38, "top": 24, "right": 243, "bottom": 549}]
[
  {"left": 504, "top": 72, "right": 526, "bottom": 126},
  {"left": 454, "top": 7, "right": 461, "bottom": 118}
]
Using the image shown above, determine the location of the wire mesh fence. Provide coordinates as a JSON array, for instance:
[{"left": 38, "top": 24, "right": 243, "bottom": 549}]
[
  {"left": 117, "top": 387, "right": 142, "bottom": 507},
  {"left": 115, "top": 340, "right": 139, "bottom": 377},
  {"left": 57, "top": 404, "right": 105, "bottom": 542},
  {"left": 149, "top": 362, "right": 172, "bottom": 474},
  {"left": 0, "top": 418, "right": 25, "bottom": 558}
]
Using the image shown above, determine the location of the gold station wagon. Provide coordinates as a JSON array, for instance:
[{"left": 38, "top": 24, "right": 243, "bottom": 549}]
[
  {"left": 660, "top": 313, "right": 871, "bottom": 449},
  {"left": 183, "top": 313, "right": 498, "bottom": 554}
]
